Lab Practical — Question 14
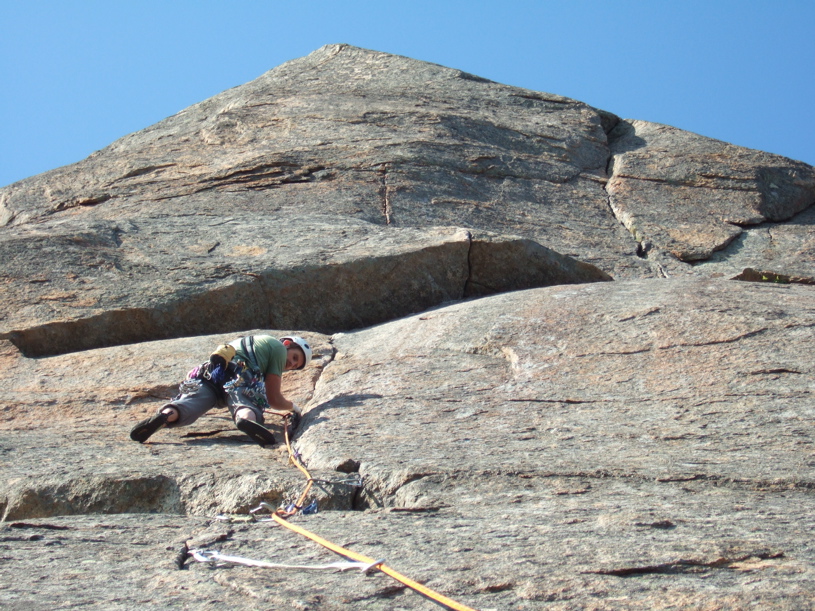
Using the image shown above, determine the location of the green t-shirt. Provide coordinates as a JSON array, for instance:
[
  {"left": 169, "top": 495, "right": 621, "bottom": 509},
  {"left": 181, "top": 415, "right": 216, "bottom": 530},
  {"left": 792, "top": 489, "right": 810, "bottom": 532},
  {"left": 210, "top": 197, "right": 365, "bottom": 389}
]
[{"left": 230, "top": 335, "right": 286, "bottom": 377}]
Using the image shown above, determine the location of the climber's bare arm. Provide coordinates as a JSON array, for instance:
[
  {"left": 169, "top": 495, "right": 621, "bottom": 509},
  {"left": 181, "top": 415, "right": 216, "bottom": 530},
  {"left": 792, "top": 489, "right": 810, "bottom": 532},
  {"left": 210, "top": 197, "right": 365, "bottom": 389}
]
[{"left": 265, "top": 373, "right": 294, "bottom": 412}]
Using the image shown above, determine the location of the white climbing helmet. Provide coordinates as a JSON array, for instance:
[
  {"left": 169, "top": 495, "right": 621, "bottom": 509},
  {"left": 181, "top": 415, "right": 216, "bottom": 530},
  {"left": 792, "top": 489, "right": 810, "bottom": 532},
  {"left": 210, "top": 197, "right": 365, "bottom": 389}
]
[{"left": 280, "top": 335, "right": 312, "bottom": 369}]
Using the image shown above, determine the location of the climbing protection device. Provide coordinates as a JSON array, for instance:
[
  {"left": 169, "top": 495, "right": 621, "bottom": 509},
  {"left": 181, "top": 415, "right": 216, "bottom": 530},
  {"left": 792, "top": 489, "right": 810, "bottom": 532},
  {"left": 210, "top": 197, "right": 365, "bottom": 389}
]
[
  {"left": 223, "top": 359, "right": 268, "bottom": 411},
  {"left": 193, "top": 403, "right": 476, "bottom": 610}
]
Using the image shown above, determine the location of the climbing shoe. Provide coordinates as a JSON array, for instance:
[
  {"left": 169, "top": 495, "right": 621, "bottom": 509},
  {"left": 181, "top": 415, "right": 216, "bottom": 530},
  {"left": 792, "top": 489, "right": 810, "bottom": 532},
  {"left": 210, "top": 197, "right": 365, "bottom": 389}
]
[
  {"left": 235, "top": 418, "right": 277, "bottom": 448},
  {"left": 130, "top": 411, "right": 169, "bottom": 443}
]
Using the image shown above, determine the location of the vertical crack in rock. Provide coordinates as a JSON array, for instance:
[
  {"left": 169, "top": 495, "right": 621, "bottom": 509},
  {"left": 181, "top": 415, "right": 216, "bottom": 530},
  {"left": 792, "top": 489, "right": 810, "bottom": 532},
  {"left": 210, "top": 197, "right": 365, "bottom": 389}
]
[
  {"left": 377, "top": 163, "right": 393, "bottom": 225},
  {"left": 462, "top": 230, "right": 475, "bottom": 298},
  {"left": 312, "top": 335, "right": 339, "bottom": 394},
  {"left": 351, "top": 484, "right": 367, "bottom": 511},
  {"left": 604, "top": 172, "right": 644, "bottom": 255},
  {"left": 0, "top": 191, "right": 15, "bottom": 226},
  {"left": 602, "top": 141, "right": 643, "bottom": 255},
  {"left": 174, "top": 542, "right": 190, "bottom": 570},
  {"left": 602, "top": 146, "right": 671, "bottom": 278}
]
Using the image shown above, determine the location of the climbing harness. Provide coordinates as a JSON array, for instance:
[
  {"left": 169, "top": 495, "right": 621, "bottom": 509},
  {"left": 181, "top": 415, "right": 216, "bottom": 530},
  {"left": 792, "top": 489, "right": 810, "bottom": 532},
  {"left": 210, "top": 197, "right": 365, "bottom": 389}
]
[
  {"left": 284, "top": 499, "right": 318, "bottom": 515},
  {"left": 180, "top": 360, "right": 241, "bottom": 402},
  {"left": 223, "top": 362, "right": 268, "bottom": 411},
  {"left": 239, "top": 336, "right": 261, "bottom": 372}
]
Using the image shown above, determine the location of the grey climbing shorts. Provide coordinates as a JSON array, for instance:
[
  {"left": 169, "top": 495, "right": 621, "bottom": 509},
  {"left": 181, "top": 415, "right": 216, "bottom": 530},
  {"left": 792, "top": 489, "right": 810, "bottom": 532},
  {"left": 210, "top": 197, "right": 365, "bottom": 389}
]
[{"left": 162, "top": 379, "right": 265, "bottom": 427}]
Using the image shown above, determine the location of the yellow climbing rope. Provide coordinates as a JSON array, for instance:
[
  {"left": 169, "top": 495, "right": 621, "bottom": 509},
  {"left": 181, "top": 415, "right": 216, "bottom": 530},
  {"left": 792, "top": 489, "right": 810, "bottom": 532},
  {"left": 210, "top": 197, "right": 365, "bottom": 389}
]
[
  {"left": 276, "top": 419, "right": 314, "bottom": 517},
  {"left": 274, "top": 416, "right": 476, "bottom": 611}
]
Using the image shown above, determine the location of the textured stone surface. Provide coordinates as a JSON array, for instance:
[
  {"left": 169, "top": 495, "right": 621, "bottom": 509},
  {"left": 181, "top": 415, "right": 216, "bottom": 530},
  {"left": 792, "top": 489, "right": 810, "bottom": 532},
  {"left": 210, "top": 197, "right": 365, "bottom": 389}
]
[
  {"left": 0, "top": 219, "right": 609, "bottom": 357},
  {"left": 700, "top": 204, "right": 815, "bottom": 282},
  {"left": 0, "top": 45, "right": 814, "bottom": 609},
  {"left": 2, "top": 280, "right": 814, "bottom": 609},
  {"left": 2, "top": 498, "right": 812, "bottom": 610},
  {"left": 607, "top": 119, "right": 815, "bottom": 268},
  {"left": 302, "top": 278, "right": 815, "bottom": 490}
]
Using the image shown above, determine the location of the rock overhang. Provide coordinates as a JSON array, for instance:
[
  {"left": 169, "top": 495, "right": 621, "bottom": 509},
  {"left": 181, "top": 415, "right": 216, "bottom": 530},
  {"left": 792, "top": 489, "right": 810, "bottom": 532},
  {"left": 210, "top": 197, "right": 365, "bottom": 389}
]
[{"left": 0, "top": 214, "right": 611, "bottom": 357}]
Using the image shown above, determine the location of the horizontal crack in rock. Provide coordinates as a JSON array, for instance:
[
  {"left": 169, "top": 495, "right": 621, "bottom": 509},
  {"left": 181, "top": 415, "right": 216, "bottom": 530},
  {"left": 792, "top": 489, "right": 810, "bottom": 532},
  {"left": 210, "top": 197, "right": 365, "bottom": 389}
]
[
  {"left": 733, "top": 268, "right": 815, "bottom": 285},
  {"left": 588, "top": 551, "right": 785, "bottom": 577},
  {"left": 612, "top": 173, "right": 762, "bottom": 192}
]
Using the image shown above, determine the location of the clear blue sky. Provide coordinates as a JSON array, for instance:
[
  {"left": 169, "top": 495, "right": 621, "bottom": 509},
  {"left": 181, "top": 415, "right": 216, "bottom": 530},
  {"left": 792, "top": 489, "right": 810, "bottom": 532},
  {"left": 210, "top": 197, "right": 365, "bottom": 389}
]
[{"left": 2, "top": 0, "right": 813, "bottom": 188}]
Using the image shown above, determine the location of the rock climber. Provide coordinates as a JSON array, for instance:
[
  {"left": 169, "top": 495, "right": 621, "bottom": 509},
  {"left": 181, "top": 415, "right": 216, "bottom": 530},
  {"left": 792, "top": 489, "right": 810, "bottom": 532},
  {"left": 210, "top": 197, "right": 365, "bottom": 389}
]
[{"left": 130, "top": 334, "right": 312, "bottom": 447}]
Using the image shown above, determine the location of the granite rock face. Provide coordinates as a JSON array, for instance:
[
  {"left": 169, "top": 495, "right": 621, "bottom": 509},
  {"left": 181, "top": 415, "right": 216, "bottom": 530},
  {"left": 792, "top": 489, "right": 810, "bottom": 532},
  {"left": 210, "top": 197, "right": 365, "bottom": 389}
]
[
  {"left": 4, "top": 44, "right": 812, "bottom": 358},
  {"left": 0, "top": 45, "right": 814, "bottom": 609},
  {"left": 607, "top": 119, "right": 815, "bottom": 271},
  {"left": 2, "top": 280, "right": 814, "bottom": 609}
]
